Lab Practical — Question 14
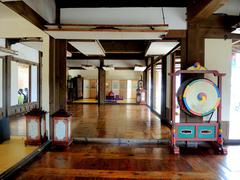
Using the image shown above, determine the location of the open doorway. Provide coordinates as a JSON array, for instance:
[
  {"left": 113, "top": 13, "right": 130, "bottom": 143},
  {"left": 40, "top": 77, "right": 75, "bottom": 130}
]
[
  {"left": 230, "top": 52, "right": 240, "bottom": 139},
  {"left": 68, "top": 68, "right": 99, "bottom": 104}
]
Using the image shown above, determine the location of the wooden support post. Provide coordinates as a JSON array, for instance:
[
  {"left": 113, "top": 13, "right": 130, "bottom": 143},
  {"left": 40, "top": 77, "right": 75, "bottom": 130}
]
[
  {"left": 98, "top": 59, "right": 106, "bottom": 104},
  {"left": 49, "top": 38, "right": 67, "bottom": 114},
  {"left": 150, "top": 57, "right": 154, "bottom": 110},
  {"left": 161, "top": 56, "right": 167, "bottom": 120}
]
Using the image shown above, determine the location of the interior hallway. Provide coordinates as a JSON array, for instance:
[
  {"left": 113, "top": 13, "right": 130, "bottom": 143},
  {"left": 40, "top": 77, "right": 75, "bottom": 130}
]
[{"left": 68, "top": 104, "right": 170, "bottom": 140}]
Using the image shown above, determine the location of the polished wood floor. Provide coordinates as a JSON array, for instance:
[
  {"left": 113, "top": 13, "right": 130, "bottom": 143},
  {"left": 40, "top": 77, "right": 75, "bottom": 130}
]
[
  {"left": 68, "top": 104, "right": 170, "bottom": 139},
  {"left": 0, "top": 136, "right": 37, "bottom": 173},
  {"left": 14, "top": 143, "right": 240, "bottom": 179},
  {"left": 9, "top": 115, "right": 26, "bottom": 136}
]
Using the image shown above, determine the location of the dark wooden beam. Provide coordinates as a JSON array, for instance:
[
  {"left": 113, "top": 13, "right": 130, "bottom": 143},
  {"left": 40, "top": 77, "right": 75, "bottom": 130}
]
[
  {"left": 56, "top": 0, "right": 188, "bottom": 8},
  {"left": 2, "top": 1, "right": 47, "bottom": 30},
  {"left": 68, "top": 53, "right": 145, "bottom": 60},
  {"left": 187, "top": 0, "right": 228, "bottom": 23},
  {"left": 49, "top": 38, "right": 67, "bottom": 114},
  {"left": 100, "top": 40, "right": 146, "bottom": 54}
]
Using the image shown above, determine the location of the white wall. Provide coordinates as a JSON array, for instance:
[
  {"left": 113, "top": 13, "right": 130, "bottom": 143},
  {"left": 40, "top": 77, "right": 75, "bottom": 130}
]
[
  {"left": 69, "top": 69, "right": 142, "bottom": 80},
  {"left": 106, "top": 70, "right": 142, "bottom": 80},
  {"left": 0, "top": 58, "right": 2, "bottom": 108},
  {"left": 69, "top": 70, "right": 98, "bottom": 79},
  {"left": 204, "top": 39, "right": 232, "bottom": 121},
  {"left": 10, "top": 61, "right": 18, "bottom": 106}
]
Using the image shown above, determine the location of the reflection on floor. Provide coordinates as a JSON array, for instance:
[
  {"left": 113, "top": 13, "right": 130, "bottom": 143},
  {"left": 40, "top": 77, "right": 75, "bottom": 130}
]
[
  {"left": 9, "top": 116, "right": 26, "bottom": 136},
  {"left": 108, "top": 98, "right": 136, "bottom": 104},
  {"left": 73, "top": 98, "right": 98, "bottom": 104},
  {"left": 14, "top": 144, "right": 240, "bottom": 179},
  {"left": 0, "top": 136, "right": 37, "bottom": 173},
  {"left": 72, "top": 98, "right": 136, "bottom": 104},
  {"left": 68, "top": 104, "right": 170, "bottom": 139}
]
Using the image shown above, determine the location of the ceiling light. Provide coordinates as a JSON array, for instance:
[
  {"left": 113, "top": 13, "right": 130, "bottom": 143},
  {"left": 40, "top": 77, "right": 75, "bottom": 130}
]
[
  {"left": 102, "top": 65, "right": 114, "bottom": 71},
  {"left": 232, "top": 22, "right": 240, "bottom": 34},
  {"left": 134, "top": 65, "right": 146, "bottom": 72},
  {"left": 0, "top": 46, "right": 18, "bottom": 56},
  {"left": 232, "top": 28, "right": 240, "bottom": 34},
  {"left": 66, "top": 51, "right": 72, "bottom": 57},
  {"left": 145, "top": 41, "right": 179, "bottom": 56},
  {"left": 81, "top": 64, "right": 97, "bottom": 70},
  {"left": 69, "top": 40, "right": 105, "bottom": 56}
]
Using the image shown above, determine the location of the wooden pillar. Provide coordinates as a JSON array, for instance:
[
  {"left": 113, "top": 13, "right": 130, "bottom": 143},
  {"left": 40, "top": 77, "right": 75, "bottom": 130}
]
[
  {"left": 187, "top": 23, "right": 204, "bottom": 66},
  {"left": 161, "top": 56, "right": 167, "bottom": 119},
  {"left": 98, "top": 59, "right": 105, "bottom": 104},
  {"left": 49, "top": 38, "right": 67, "bottom": 114},
  {"left": 150, "top": 57, "right": 154, "bottom": 110},
  {"left": 2, "top": 57, "right": 7, "bottom": 117},
  {"left": 38, "top": 52, "right": 42, "bottom": 108}
]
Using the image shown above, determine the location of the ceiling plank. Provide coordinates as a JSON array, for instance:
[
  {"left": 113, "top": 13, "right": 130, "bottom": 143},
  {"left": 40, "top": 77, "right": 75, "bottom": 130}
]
[
  {"left": 187, "top": 0, "right": 228, "bottom": 23},
  {"left": 2, "top": 1, "right": 47, "bottom": 30},
  {"left": 68, "top": 53, "right": 145, "bottom": 60},
  {"left": 56, "top": 0, "right": 188, "bottom": 8}
]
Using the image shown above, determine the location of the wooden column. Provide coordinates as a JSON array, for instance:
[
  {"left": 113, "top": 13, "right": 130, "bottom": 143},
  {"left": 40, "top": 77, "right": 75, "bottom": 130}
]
[
  {"left": 161, "top": 56, "right": 167, "bottom": 120},
  {"left": 98, "top": 59, "right": 105, "bottom": 104},
  {"left": 49, "top": 38, "right": 67, "bottom": 114},
  {"left": 38, "top": 52, "right": 42, "bottom": 108},
  {"left": 150, "top": 57, "right": 154, "bottom": 110}
]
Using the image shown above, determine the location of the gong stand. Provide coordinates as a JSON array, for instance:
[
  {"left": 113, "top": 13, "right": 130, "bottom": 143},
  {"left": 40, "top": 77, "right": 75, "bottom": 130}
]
[{"left": 168, "top": 70, "right": 227, "bottom": 154}]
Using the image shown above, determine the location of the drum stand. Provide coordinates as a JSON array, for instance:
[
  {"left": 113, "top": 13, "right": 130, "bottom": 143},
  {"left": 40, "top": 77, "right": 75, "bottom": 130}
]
[{"left": 169, "top": 70, "right": 227, "bottom": 155}]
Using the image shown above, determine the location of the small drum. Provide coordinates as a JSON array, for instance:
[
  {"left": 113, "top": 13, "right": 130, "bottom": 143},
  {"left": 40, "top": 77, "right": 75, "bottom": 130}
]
[{"left": 177, "top": 78, "right": 220, "bottom": 117}]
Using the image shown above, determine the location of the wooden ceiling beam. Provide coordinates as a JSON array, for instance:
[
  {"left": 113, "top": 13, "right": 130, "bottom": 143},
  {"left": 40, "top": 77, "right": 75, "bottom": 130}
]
[
  {"left": 187, "top": 0, "right": 228, "bottom": 23},
  {"left": 2, "top": 1, "right": 47, "bottom": 30}
]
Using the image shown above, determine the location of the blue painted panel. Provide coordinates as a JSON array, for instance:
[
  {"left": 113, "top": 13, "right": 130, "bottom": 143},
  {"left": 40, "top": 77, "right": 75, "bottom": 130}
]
[
  {"left": 177, "top": 125, "right": 195, "bottom": 139},
  {"left": 198, "top": 125, "right": 216, "bottom": 139}
]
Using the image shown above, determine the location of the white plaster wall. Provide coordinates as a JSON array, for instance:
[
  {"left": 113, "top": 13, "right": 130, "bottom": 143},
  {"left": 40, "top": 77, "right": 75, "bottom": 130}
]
[
  {"left": 69, "top": 69, "right": 141, "bottom": 80},
  {"left": 106, "top": 70, "right": 142, "bottom": 80},
  {"left": 0, "top": 3, "right": 50, "bottom": 136},
  {"left": 166, "top": 55, "right": 171, "bottom": 108},
  {"left": 204, "top": 39, "right": 232, "bottom": 121},
  {"left": 0, "top": 58, "right": 2, "bottom": 108},
  {"left": 10, "top": 61, "right": 18, "bottom": 106},
  {"left": 69, "top": 70, "right": 98, "bottom": 79}
]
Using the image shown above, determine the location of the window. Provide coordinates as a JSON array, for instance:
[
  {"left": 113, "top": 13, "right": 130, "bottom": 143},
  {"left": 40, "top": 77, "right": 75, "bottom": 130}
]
[
  {"left": 31, "top": 65, "right": 38, "bottom": 102},
  {"left": 11, "top": 61, "right": 30, "bottom": 105}
]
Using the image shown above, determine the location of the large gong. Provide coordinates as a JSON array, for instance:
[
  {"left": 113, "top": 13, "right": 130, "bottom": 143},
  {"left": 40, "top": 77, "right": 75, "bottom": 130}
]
[{"left": 177, "top": 78, "right": 220, "bottom": 117}]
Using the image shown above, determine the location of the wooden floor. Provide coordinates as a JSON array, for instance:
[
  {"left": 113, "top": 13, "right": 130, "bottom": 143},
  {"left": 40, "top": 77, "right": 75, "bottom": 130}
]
[
  {"left": 9, "top": 115, "right": 26, "bottom": 136},
  {"left": 0, "top": 136, "right": 37, "bottom": 173},
  {"left": 14, "top": 143, "right": 240, "bottom": 179},
  {"left": 68, "top": 104, "right": 170, "bottom": 139}
]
